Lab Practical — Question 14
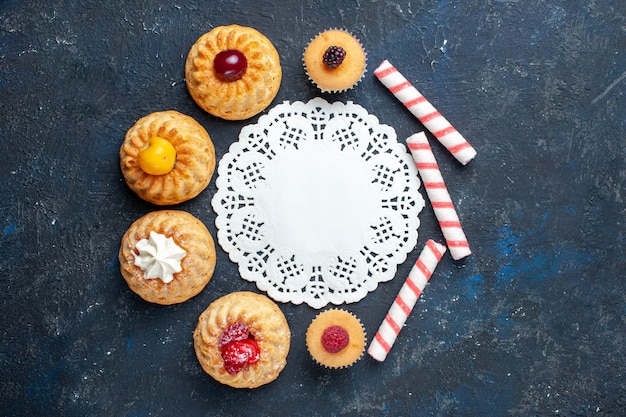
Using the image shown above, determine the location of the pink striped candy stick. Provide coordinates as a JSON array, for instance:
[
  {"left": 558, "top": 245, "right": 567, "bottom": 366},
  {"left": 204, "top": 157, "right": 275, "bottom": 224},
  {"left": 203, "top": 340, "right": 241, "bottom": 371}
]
[
  {"left": 367, "top": 239, "right": 447, "bottom": 362},
  {"left": 407, "top": 132, "right": 471, "bottom": 260},
  {"left": 374, "top": 60, "right": 477, "bottom": 165}
]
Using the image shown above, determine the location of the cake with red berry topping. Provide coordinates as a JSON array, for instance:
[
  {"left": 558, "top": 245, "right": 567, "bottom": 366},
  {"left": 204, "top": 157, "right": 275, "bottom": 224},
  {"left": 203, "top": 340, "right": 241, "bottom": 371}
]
[
  {"left": 119, "top": 210, "right": 216, "bottom": 305},
  {"left": 193, "top": 291, "right": 291, "bottom": 388},
  {"left": 303, "top": 29, "right": 367, "bottom": 93},
  {"left": 185, "top": 25, "right": 282, "bottom": 120},
  {"left": 305, "top": 309, "right": 366, "bottom": 369},
  {"left": 120, "top": 110, "right": 215, "bottom": 205}
]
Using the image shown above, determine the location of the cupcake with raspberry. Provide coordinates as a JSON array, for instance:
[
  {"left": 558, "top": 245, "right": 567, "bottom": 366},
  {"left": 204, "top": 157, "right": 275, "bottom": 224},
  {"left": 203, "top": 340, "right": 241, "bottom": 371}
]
[
  {"left": 303, "top": 29, "right": 367, "bottom": 93},
  {"left": 305, "top": 309, "right": 366, "bottom": 369}
]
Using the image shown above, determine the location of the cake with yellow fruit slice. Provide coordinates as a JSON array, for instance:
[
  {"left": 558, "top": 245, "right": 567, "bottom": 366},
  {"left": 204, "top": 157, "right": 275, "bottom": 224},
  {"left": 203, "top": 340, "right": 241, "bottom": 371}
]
[{"left": 120, "top": 110, "right": 215, "bottom": 205}]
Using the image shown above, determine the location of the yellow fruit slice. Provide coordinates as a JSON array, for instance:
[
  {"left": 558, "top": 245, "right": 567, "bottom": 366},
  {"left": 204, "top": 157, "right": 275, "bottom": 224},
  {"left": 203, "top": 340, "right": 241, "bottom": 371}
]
[{"left": 138, "top": 137, "right": 176, "bottom": 175}]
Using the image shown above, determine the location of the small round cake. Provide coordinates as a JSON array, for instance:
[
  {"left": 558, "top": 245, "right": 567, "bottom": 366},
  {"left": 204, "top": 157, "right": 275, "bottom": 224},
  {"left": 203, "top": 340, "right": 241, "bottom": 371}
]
[
  {"left": 303, "top": 29, "right": 367, "bottom": 93},
  {"left": 119, "top": 210, "right": 216, "bottom": 305},
  {"left": 120, "top": 110, "right": 215, "bottom": 205},
  {"left": 306, "top": 309, "right": 366, "bottom": 369},
  {"left": 185, "top": 25, "right": 282, "bottom": 120},
  {"left": 194, "top": 291, "right": 291, "bottom": 389}
]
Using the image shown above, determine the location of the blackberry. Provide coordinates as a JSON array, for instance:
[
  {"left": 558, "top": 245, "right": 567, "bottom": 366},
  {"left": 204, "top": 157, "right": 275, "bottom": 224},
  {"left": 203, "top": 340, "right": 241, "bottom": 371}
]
[{"left": 323, "top": 46, "right": 347, "bottom": 69}]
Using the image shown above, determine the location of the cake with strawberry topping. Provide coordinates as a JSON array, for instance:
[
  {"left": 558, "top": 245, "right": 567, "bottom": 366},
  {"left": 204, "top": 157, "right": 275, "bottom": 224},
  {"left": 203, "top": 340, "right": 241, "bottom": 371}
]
[
  {"left": 303, "top": 29, "right": 367, "bottom": 93},
  {"left": 193, "top": 291, "right": 291, "bottom": 388},
  {"left": 185, "top": 25, "right": 282, "bottom": 120},
  {"left": 305, "top": 309, "right": 366, "bottom": 369}
]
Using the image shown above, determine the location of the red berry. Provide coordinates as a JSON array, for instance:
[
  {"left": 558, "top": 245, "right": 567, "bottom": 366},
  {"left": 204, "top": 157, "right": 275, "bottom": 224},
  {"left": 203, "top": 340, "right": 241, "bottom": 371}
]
[
  {"left": 214, "top": 49, "right": 247, "bottom": 82},
  {"left": 221, "top": 341, "right": 250, "bottom": 373},
  {"left": 240, "top": 339, "right": 260, "bottom": 365},
  {"left": 321, "top": 325, "right": 350, "bottom": 353},
  {"left": 237, "top": 339, "right": 261, "bottom": 365},
  {"left": 221, "top": 339, "right": 261, "bottom": 375},
  {"left": 219, "top": 322, "right": 249, "bottom": 348}
]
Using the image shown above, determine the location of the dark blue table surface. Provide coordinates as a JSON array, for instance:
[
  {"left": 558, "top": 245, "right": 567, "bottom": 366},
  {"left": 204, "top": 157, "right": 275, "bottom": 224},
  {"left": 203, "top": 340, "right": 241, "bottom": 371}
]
[{"left": 1, "top": 1, "right": 624, "bottom": 416}]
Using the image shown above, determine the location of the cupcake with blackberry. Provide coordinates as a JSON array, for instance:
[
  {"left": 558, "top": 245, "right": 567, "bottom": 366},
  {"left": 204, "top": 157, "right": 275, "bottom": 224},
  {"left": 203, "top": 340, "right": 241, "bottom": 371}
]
[
  {"left": 303, "top": 29, "right": 367, "bottom": 93},
  {"left": 305, "top": 309, "right": 366, "bottom": 369}
]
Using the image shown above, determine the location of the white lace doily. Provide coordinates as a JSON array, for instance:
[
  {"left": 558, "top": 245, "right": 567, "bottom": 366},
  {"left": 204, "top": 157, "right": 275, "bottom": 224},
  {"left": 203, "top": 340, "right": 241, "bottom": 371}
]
[{"left": 212, "top": 98, "right": 425, "bottom": 308}]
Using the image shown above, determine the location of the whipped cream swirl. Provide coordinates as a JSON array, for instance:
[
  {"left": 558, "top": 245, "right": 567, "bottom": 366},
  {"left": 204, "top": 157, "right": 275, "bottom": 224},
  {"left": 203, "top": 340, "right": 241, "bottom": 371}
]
[{"left": 132, "top": 231, "right": 186, "bottom": 283}]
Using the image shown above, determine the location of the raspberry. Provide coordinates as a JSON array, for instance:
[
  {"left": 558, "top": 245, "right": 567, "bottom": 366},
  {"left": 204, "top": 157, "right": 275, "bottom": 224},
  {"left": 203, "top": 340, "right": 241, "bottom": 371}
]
[
  {"left": 219, "top": 322, "right": 249, "bottom": 348},
  {"left": 221, "top": 339, "right": 261, "bottom": 375},
  {"left": 321, "top": 325, "right": 350, "bottom": 353},
  {"left": 323, "top": 46, "right": 346, "bottom": 69}
]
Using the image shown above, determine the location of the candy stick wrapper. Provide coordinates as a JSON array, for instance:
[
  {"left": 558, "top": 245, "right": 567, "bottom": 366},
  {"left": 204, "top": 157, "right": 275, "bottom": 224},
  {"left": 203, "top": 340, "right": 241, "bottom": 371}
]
[
  {"left": 368, "top": 239, "right": 446, "bottom": 362},
  {"left": 374, "top": 60, "right": 477, "bottom": 165},
  {"left": 407, "top": 132, "right": 472, "bottom": 260}
]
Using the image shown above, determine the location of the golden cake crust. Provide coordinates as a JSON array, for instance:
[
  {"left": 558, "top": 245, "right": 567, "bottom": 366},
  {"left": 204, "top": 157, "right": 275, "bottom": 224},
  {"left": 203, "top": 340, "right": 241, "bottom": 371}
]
[
  {"left": 193, "top": 292, "right": 291, "bottom": 389},
  {"left": 120, "top": 110, "right": 215, "bottom": 205},
  {"left": 119, "top": 210, "right": 216, "bottom": 305},
  {"left": 303, "top": 29, "right": 367, "bottom": 93},
  {"left": 306, "top": 309, "right": 366, "bottom": 369},
  {"left": 185, "top": 25, "right": 282, "bottom": 120}
]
